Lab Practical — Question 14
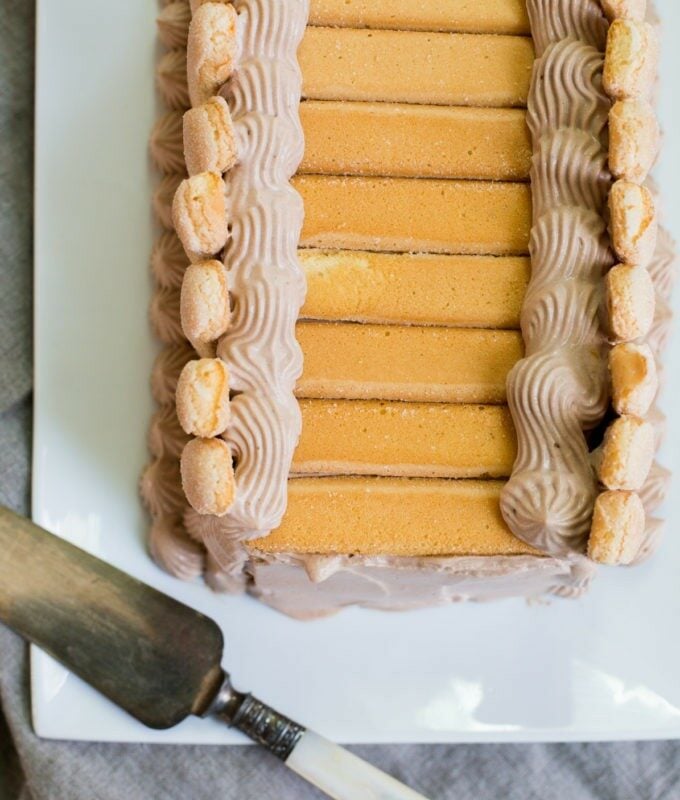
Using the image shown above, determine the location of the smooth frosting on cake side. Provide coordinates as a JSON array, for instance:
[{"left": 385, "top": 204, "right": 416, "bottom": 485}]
[{"left": 247, "top": 552, "right": 595, "bottom": 619}]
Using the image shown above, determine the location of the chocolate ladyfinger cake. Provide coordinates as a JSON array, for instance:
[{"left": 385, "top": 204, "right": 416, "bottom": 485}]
[{"left": 142, "top": 0, "right": 676, "bottom": 618}]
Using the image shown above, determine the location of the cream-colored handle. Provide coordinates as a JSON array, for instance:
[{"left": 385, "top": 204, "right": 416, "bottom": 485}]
[{"left": 286, "top": 731, "right": 431, "bottom": 800}]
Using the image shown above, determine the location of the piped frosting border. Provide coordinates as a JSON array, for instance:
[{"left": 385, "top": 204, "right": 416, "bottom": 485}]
[
  {"left": 178, "top": 3, "right": 307, "bottom": 557},
  {"left": 143, "top": 0, "right": 309, "bottom": 584},
  {"left": 502, "top": 0, "right": 674, "bottom": 567}
]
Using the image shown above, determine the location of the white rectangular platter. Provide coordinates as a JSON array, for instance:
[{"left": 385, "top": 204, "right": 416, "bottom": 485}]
[{"left": 32, "top": 0, "right": 680, "bottom": 744}]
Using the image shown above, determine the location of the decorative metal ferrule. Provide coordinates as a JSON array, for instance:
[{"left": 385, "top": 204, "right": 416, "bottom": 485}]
[{"left": 206, "top": 673, "right": 305, "bottom": 760}]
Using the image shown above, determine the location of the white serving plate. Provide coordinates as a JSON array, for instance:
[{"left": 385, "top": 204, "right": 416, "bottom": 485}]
[{"left": 32, "top": 0, "right": 680, "bottom": 744}]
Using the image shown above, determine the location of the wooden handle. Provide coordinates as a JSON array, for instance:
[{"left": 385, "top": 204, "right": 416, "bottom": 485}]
[{"left": 286, "top": 731, "right": 430, "bottom": 800}]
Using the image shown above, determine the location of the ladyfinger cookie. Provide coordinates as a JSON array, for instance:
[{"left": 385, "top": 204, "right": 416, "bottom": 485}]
[
  {"left": 183, "top": 96, "right": 237, "bottom": 176},
  {"left": 605, "top": 264, "right": 656, "bottom": 341},
  {"left": 609, "top": 342, "right": 658, "bottom": 417},
  {"left": 180, "top": 260, "right": 230, "bottom": 355},
  {"left": 176, "top": 358, "right": 231, "bottom": 439},
  {"left": 299, "top": 102, "right": 531, "bottom": 181},
  {"left": 295, "top": 322, "right": 523, "bottom": 403},
  {"left": 186, "top": 2, "right": 238, "bottom": 106},
  {"left": 608, "top": 99, "right": 659, "bottom": 183},
  {"left": 292, "top": 400, "right": 517, "bottom": 479},
  {"left": 295, "top": 176, "right": 531, "bottom": 256},
  {"left": 251, "top": 477, "right": 538, "bottom": 557},
  {"left": 594, "top": 414, "right": 655, "bottom": 491},
  {"left": 308, "top": 0, "right": 530, "bottom": 35},
  {"left": 180, "top": 437, "right": 235, "bottom": 516},
  {"left": 603, "top": 19, "right": 658, "bottom": 99},
  {"left": 601, "top": 0, "right": 647, "bottom": 22},
  {"left": 608, "top": 180, "right": 658, "bottom": 266},
  {"left": 587, "top": 490, "right": 646, "bottom": 565},
  {"left": 300, "top": 250, "right": 529, "bottom": 328},
  {"left": 160, "top": 0, "right": 532, "bottom": 37},
  {"left": 299, "top": 28, "right": 534, "bottom": 107},
  {"left": 172, "top": 172, "right": 229, "bottom": 261}
]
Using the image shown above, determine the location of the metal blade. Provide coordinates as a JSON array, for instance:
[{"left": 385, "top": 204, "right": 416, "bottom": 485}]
[{"left": 0, "top": 507, "right": 224, "bottom": 729}]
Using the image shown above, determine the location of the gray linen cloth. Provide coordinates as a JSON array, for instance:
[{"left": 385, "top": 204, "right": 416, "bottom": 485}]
[{"left": 2, "top": 4, "right": 680, "bottom": 799}]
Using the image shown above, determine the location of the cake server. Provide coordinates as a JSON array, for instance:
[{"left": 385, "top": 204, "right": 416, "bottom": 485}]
[{"left": 0, "top": 506, "right": 429, "bottom": 800}]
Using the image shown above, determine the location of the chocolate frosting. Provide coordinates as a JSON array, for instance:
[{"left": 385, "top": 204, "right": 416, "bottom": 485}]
[
  {"left": 640, "top": 462, "right": 672, "bottom": 513},
  {"left": 149, "top": 515, "right": 205, "bottom": 581},
  {"left": 247, "top": 551, "right": 595, "bottom": 619},
  {"left": 151, "top": 343, "right": 194, "bottom": 406},
  {"left": 527, "top": 0, "right": 608, "bottom": 57},
  {"left": 140, "top": 457, "right": 185, "bottom": 519},
  {"left": 150, "top": 285, "right": 184, "bottom": 344},
  {"left": 501, "top": 6, "right": 613, "bottom": 556},
  {"left": 151, "top": 231, "right": 188, "bottom": 290},
  {"left": 152, "top": 0, "right": 310, "bottom": 582},
  {"left": 647, "top": 226, "right": 677, "bottom": 357},
  {"left": 156, "top": 49, "right": 190, "bottom": 111},
  {"left": 631, "top": 518, "right": 665, "bottom": 567},
  {"left": 150, "top": 111, "right": 186, "bottom": 174},
  {"left": 634, "top": 226, "right": 677, "bottom": 564},
  {"left": 157, "top": 1, "right": 191, "bottom": 51},
  {"left": 148, "top": 404, "right": 189, "bottom": 460},
  {"left": 208, "top": 0, "right": 308, "bottom": 550},
  {"left": 648, "top": 226, "right": 677, "bottom": 300}
]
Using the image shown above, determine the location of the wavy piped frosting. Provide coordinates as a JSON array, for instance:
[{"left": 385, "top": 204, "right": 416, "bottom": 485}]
[
  {"left": 531, "top": 131, "right": 610, "bottom": 216},
  {"left": 526, "top": 40, "right": 610, "bottom": 138},
  {"left": 198, "top": 1, "right": 308, "bottom": 543},
  {"left": 527, "top": 0, "right": 608, "bottom": 57},
  {"left": 501, "top": 3, "right": 613, "bottom": 555},
  {"left": 146, "top": 2, "right": 308, "bottom": 585}
]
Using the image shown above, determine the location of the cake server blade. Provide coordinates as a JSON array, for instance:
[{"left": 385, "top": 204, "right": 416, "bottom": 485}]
[{"left": 0, "top": 506, "right": 430, "bottom": 800}]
